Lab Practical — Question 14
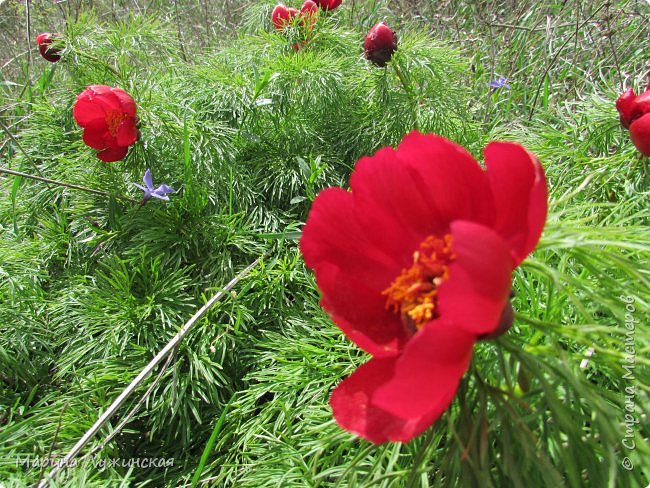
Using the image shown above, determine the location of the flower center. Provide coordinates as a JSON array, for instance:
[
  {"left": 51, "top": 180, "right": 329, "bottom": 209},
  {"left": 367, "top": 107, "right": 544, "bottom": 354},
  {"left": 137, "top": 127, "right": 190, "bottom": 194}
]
[
  {"left": 106, "top": 110, "right": 128, "bottom": 137},
  {"left": 382, "top": 234, "right": 455, "bottom": 333}
]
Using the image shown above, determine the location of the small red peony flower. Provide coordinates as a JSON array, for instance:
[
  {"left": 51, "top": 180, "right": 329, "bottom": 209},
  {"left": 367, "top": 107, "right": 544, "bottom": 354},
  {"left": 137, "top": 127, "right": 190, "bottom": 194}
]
[
  {"left": 272, "top": 1, "right": 318, "bottom": 50},
  {"left": 364, "top": 22, "right": 397, "bottom": 67},
  {"left": 300, "top": 131, "right": 547, "bottom": 444},
  {"left": 36, "top": 32, "right": 62, "bottom": 62},
  {"left": 73, "top": 85, "right": 138, "bottom": 162},
  {"left": 616, "top": 83, "right": 650, "bottom": 156},
  {"left": 272, "top": 3, "right": 299, "bottom": 30},
  {"left": 299, "top": 0, "right": 318, "bottom": 32},
  {"left": 313, "top": 0, "right": 341, "bottom": 10}
]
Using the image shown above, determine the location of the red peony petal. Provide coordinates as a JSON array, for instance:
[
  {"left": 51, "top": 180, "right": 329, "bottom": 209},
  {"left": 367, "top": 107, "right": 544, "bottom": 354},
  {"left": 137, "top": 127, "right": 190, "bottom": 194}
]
[
  {"left": 395, "top": 132, "right": 495, "bottom": 231},
  {"left": 73, "top": 99, "right": 107, "bottom": 126},
  {"left": 350, "top": 146, "right": 440, "bottom": 266},
  {"left": 331, "top": 356, "right": 454, "bottom": 444},
  {"left": 316, "top": 262, "right": 405, "bottom": 356},
  {"left": 86, "top": 85, "right": 122, "bottom": 111},
  {"left": 36, "top": 33, "right": 50, "bottom": 45},
  {"left": 349, "top": 132, "right": 494, "bottom": 267},
  {"left": 629, "top": 113, "right": 650, "bottom": 156},
  {"left": 88, "top": 85, "right": 113, "bottom": 96},
  {"left": 88, "top": 86, "right": 134, "bottom": 122},
  {"left": 437, "top": 220, "right": 514, "bottom": 336},
  {"left": 74, "top": 87, "right": 121, "bottom": 125},
  {"left": 271, "top": 4, "right": 286, "bottom": 30},
  {"left": 272, "top": 4, "right": 297, "bottom": 30},
  {"left": 299, "top": 0, "right": 318, "bottom": 31},
  {"left": 300, "top": 0, "right": 318, "bottom": 17},
  {"left": 301, "top": 189, "right": 400, "bottom": 285},
  {"left": 110, "top": 87, "right": 137, "bottom": 117},
  {"left": 335, "top": 320, "right": 474, "bottom": 443},
  {"left": 372, "top": 321, "right": 475, "bottom": 421},
  {"left": 630, "top": 89, "right": 650, "bottom": 122},
  {"left": 97, "top": 145, "right": 128, "bottom": 162},
  {"left": 81, "top": 119, "right": 111, "bottom": 150},
  {"left": 616, "top": 88, "right": 636, "bottom": 129},
  {"left": 484, "top": 141, "right": 547, "bottom": 265},
  {"left": 300, "top": 188, "right": 409, "bottom": 356},
  {"left": 116, "top": 120, "right": 138, "bottom": 147},
  {"left": 315, "top": 0, "right": 341, "bottom": 10}
]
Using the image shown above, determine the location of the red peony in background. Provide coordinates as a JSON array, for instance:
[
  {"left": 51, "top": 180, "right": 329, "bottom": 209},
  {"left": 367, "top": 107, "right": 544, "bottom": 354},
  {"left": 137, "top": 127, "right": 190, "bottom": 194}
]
[
  {"left": 73, "top": 85, "right": 138, "bottom": 162},
  {"left": 36, "top": 32, "right": 62, "bottom": 62},
  {"left": 616, "top": 83, "right": 650, "bottom": 156},
  {"left": 364, "top": 22, "right": 397, "bottom": 67}
]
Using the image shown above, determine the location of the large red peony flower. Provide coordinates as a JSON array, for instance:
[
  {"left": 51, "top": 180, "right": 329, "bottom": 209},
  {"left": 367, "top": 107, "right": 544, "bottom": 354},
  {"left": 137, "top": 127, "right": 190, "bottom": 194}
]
[
  {"left": 364, "top": 22, "right": 397, "bottom": 67},
  {"left": 616, "top": 83, "right": 650, "bottom": 156},
  {"left": 300, "top": 131, "right": 547, "bottom": 444},
  {"left": 36, "top": 32, "right": 62, "bottom": 62},
  {"left": 73, "top": 85, "right": 138, "bottom": 162}
]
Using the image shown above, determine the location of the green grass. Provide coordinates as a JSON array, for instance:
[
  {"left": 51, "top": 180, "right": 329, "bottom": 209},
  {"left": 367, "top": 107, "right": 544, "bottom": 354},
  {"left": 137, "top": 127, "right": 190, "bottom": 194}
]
[{"left": 1, "top": 0, "right": 649, "bottom": 486}]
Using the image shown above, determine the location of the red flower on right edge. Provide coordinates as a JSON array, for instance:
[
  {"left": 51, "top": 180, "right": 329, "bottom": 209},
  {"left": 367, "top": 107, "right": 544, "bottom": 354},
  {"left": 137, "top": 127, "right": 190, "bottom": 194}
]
[
  {"left": 616, "top": 83, "right": 650, "bottom": 156},
  {"left": 300, "top": 131, "right": 547, "bottom": 444}
]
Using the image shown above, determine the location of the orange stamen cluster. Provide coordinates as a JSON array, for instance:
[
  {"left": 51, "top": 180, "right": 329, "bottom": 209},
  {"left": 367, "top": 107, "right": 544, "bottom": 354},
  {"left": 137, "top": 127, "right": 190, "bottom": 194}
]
[
  {"left": 106, "top": 110, "right": 128, "bottom": 137},
  {"left": 382, "top": 234, "right": 455, "bottom": 333}
]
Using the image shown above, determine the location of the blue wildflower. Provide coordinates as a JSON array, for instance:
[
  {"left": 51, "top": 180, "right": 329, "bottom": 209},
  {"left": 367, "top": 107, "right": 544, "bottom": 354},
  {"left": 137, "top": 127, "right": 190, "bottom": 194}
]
[
  {"left": 489, "top": 76, "right": 510, "bottom": 89},
  {"left": 132, "top": 169, "right": 174, "bottom": 203}
]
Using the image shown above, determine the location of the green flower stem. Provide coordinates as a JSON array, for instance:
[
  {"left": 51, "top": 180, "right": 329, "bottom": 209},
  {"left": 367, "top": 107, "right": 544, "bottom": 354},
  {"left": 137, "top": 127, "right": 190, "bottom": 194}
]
[
  {"left": 189, "top": 393, "right": 236, "bottom": 488},
  {"left": 392, "top": 60, "right": 420, "bottom": 132},
  {"left": 405, "top": 427, "right": 435, "bottom": 487},
  {"left": 74, "top": 50, "right": 122, "bottom": 77},
  {"left": 0, "top": 167, "right": 138, "bottom": 203},
  {"left": 0, "top": 119, "right": 47, "bottom": 180},
  {"left": 630, "top": 152, "right": 648, "bottom": 178}
]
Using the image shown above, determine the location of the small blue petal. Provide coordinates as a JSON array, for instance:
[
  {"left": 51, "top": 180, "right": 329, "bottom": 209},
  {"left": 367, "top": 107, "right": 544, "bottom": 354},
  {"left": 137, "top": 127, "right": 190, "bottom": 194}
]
[
  {"left": 156, "top": 184, "right": 175, "bottom": 195},
  {"left": 143, "top": 169, "right": 154, "bottom": 190}
]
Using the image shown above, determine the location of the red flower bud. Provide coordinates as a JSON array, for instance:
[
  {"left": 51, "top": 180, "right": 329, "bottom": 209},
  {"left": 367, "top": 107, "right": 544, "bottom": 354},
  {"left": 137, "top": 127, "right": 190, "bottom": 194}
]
[
  {"left": 313, "top": 0, "right": 341, "bottom": 10},
  {"left": 36, "top": 32, "right": 62, "bottom": 63},
  {"left": 273, "top": 1, "right": 319, "bottom": 50},
  {"left": 300, "top": 0, "right": 318, "bottom": 29},
  {"left": 615, "top": 84, "right": 650, "bottom": 156},
  {"left": 272, "top": 3, "right": 299, "bottom": 30},
  {"left": 364, "top": 22, "right": 397, "bottom": 67}
]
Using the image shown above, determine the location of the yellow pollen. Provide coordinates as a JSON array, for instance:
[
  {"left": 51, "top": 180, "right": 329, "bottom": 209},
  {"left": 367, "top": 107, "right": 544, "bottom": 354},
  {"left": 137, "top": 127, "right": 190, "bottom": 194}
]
[
  {"left": 106, "top": 110, "right": 128, "bottom": 137},
  {"left": 382, "top": 234, "right": 455, "bottom": 332}
]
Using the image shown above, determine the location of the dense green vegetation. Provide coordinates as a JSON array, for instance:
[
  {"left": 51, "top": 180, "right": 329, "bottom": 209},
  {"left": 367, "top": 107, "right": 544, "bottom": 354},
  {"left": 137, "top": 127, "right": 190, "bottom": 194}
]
[{"left": 1, "top": 1, "right": 648, "bottom": 486}]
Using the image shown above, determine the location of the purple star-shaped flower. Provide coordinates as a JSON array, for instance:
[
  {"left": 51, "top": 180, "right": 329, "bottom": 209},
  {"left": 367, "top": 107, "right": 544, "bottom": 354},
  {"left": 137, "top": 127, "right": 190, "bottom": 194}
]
[
  {"left": 132, "top": 169, "right": 175, "bottom": 202},
  {"left": 489, "top": 76, "right": 510, "bottom": 89}
]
